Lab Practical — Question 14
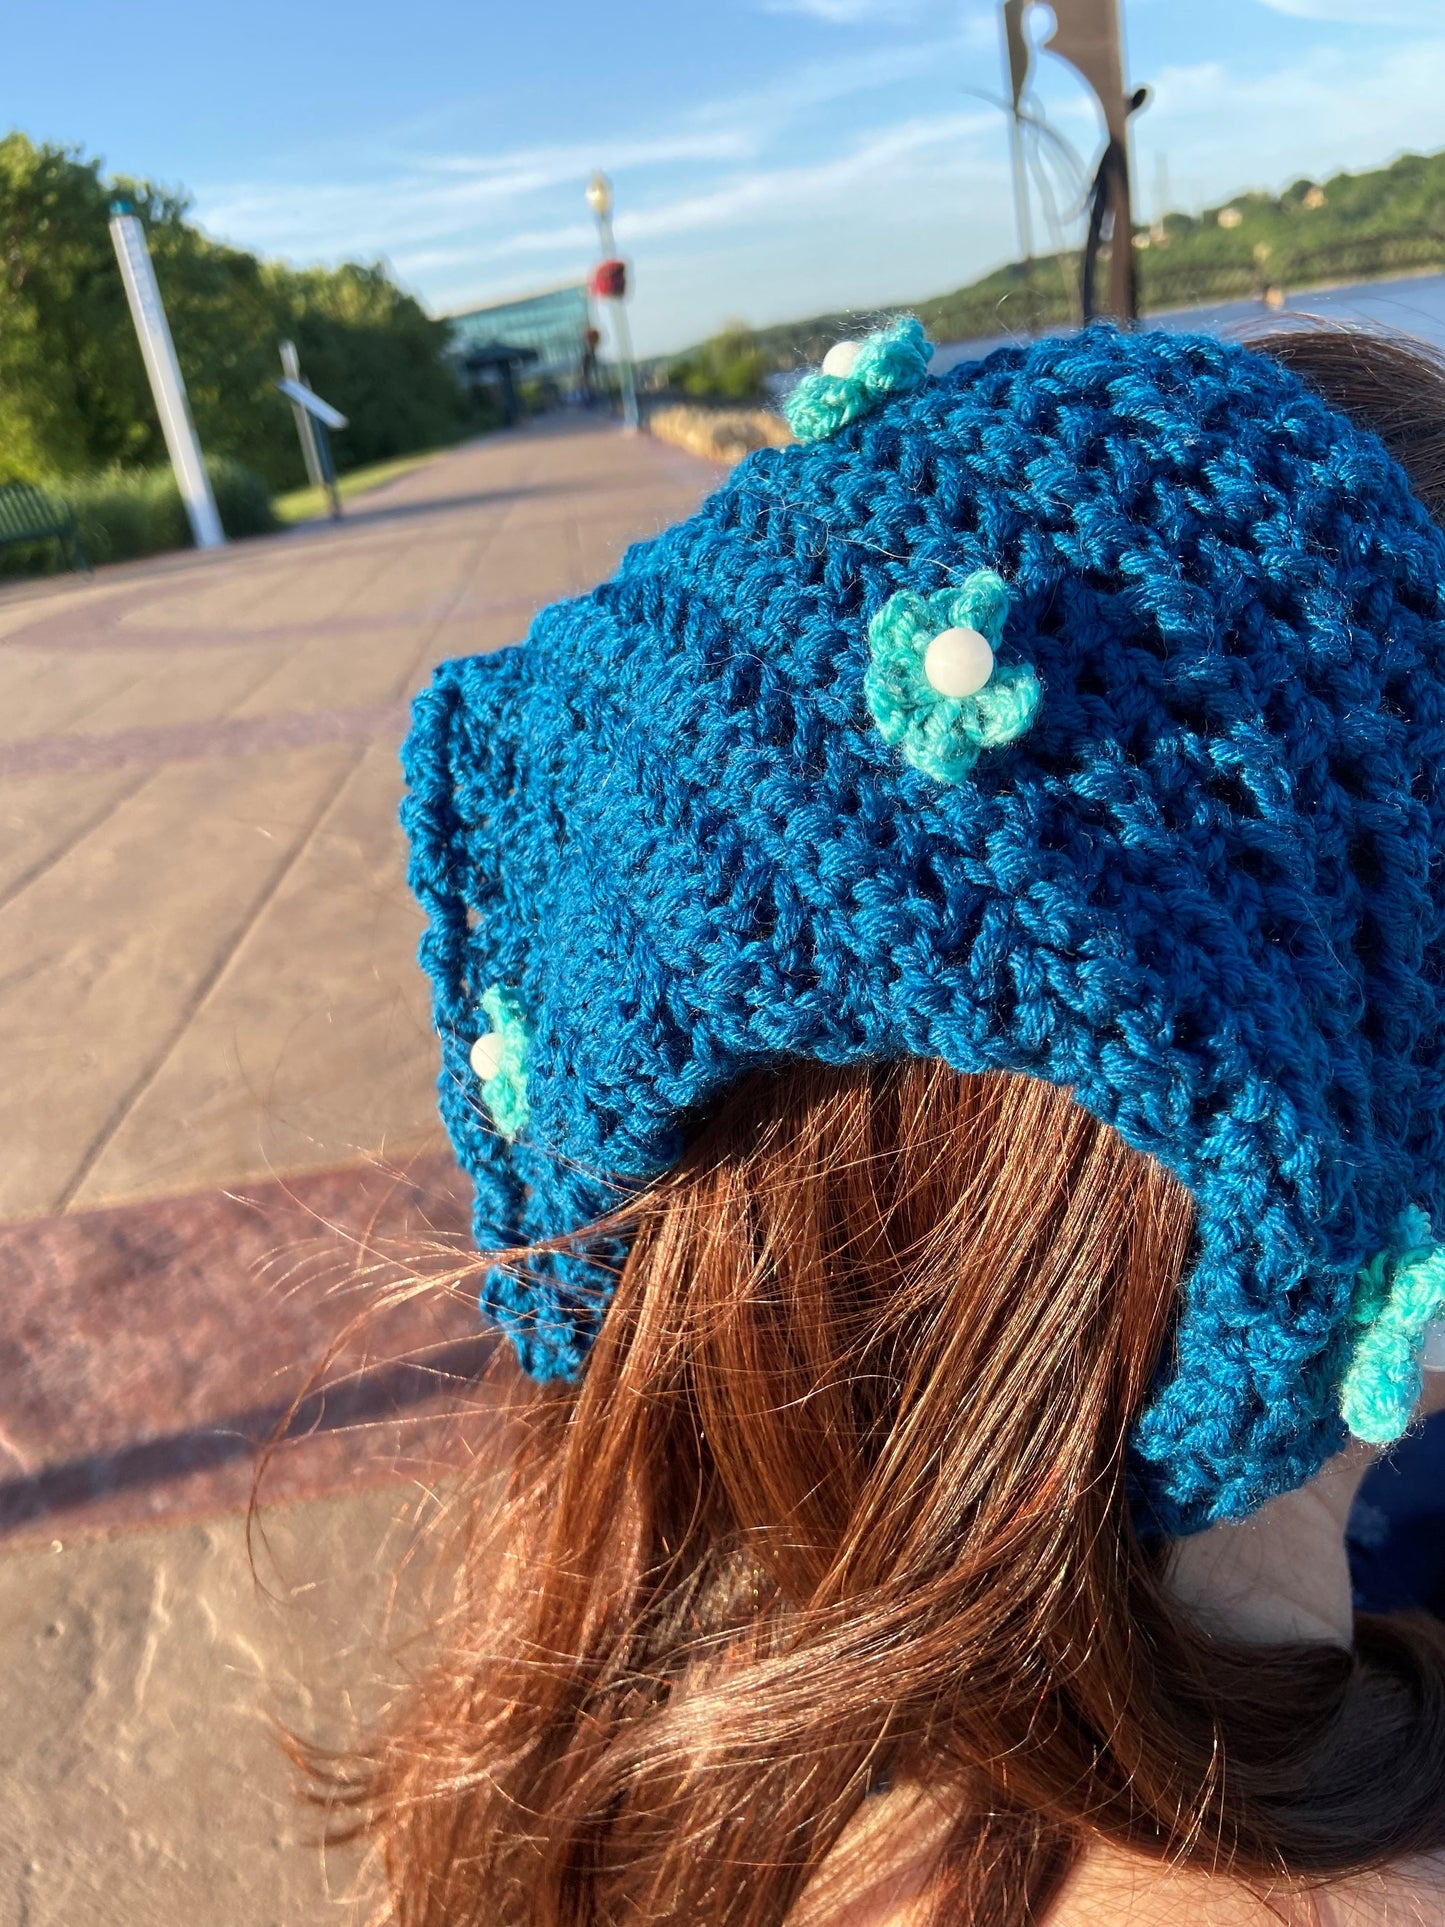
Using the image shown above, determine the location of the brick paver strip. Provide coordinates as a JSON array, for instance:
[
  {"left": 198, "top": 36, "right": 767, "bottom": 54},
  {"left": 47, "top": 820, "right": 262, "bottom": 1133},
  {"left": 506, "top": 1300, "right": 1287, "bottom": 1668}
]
[
  {"left": 5, "top": 588, "right": 546, "bottom": 653},
  {"left": 0, "top": 697, "right": 412, "bottom": 778},
  {"left": 0, "top": 1152, "right": 492, "bottom": 1545}
]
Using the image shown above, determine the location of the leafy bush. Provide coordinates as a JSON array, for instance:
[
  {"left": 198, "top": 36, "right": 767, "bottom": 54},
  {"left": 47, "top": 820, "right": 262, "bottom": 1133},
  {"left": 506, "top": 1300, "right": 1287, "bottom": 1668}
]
[
  {"left": 0, "top": 456, "right": 277, "bottom": 576},
  {"left": 668, "top": 326, "right": 769, "bottom": 404},
  {"left": 519, "top": 375, "right": 561, "bottom": 414},
  {"left": 206, "top": 456, "right": 277, "bottom": 538}
]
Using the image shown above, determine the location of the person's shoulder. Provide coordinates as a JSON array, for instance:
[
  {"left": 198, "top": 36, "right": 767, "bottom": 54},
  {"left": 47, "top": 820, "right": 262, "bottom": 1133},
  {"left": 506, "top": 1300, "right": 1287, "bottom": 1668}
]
[
  {"left": 1048, "top": 1845, "right": 1445, "bottom": 1927},
  {"left": 796, "top": 1798, "right": 1445, "bottom": 1926}
]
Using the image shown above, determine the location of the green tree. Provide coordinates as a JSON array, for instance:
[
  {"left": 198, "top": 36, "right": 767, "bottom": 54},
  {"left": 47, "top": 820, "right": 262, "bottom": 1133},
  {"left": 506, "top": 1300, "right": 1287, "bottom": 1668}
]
[
  {"left": 0, "top": 131, "right": 471, "bottom": 491},
  {"left": 668, "top": 324, "right": 769, "bottom": 403},
  {"left": 0, "top": 132, "right": 147, "bottom": 475},
  {"left": 279, "top": 261, "right": 469, "bottom": 473}
]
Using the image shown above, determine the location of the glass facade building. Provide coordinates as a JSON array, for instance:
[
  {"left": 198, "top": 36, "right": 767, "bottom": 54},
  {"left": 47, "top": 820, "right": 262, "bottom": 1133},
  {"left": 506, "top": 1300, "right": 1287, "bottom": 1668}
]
[{"left": 446, "top": 284, "right": 591, "bottom": 384}]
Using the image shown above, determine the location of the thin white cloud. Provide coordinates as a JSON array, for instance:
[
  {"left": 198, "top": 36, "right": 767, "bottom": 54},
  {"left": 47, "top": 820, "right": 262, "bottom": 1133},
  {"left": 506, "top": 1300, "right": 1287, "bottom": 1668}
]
[
  {"left": 1257, "top": 0, "right": 1441, "bottom": 21},
  {"left": 412, "top": 128, "right": 755, "bottom": 180},
  {"left": 197, "top": 127, "right": 755, "bottom": 256},
  {"left": 624, "top": 111, "right": 993, "bottom": 241},
  {"left": 193, "top": 30, "right": 994, "bottom": 269},
  {"left": 757, "top": 0, "right": 998, "bottom": 40},
  {"left": 1144, "top": 33, "right": 1445, "bottom": 186},
  {"left": 486, "top": 110, "right": 992, "bottom": 253},
  {"left": 693, "top": 30, "right": 986, "bottom": 132},
  {"left": 759, "top": 0, "right": 924, "bottom": 20}
]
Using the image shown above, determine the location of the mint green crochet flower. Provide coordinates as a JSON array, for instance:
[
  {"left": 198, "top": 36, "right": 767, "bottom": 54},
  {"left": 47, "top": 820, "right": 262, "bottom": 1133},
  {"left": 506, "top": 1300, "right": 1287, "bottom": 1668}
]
[
  {"left": 864, "top": 570, "right": 1039, "bottom": 784},
  {"left": 474, "top": 984, "right": 532, "bottom": 1142},
  {"left": 1340, "top": 1206, "right": 1445, "bottom": 1444},
  {"left": 783, "top": 316, "right": 932, "bottom": 442}
]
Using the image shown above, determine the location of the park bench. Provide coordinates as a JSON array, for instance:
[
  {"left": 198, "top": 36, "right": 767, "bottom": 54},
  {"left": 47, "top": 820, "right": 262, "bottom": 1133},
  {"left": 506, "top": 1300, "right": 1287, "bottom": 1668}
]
[{"left": 0, "top": 479, "right": 89, "bottom": 575}]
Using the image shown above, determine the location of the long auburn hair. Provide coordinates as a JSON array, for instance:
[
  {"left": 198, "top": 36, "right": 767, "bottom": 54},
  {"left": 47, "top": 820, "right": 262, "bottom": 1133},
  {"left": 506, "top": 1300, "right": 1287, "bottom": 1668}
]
[
  {"left": 320, "top": 328, "right": 1445, "bottom": 1925},
  {"left": 324, "top": 1064, "right": 1445, "bottom": 1924}
]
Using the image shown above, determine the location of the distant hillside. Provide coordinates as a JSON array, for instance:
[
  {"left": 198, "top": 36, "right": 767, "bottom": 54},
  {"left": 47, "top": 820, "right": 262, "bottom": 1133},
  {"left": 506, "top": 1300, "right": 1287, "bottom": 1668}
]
[{"left": 683, "top": 146, "right": 1445, "bottom": 374}]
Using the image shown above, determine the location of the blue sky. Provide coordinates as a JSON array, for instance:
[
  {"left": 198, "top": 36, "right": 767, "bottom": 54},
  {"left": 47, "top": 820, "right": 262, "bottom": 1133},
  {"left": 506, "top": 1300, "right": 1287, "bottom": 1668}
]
[{"left": 10, "top": 0, "right": 1445, "bottom": 354}]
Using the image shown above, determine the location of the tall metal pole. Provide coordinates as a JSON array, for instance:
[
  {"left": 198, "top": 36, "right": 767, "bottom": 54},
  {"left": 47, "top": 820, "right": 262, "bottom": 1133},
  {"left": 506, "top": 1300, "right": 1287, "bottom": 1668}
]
[
  {"left": 1007, "top": 108, "right": 1035, "bottom": 270},
  {"left": 1001, "top": 0, "right": 1037, "bottom": 329},
  {"left": 279, "top": 340, "right": 341, "bottom": 519},
  {"left": 108, "top": 199, "right": 225, "bottom": 549},
  {"left": 586, "top": 172, "right": 639, "bottom": 433},
  {"left": 1039, "top": 0, "right": 1143, "bottom": 324},
  {"left": 280, "top": 340, "right": 325, "bottom": 492},
  {"left": 1108, "top": 0, "right": 1140, "bottom": 323}
]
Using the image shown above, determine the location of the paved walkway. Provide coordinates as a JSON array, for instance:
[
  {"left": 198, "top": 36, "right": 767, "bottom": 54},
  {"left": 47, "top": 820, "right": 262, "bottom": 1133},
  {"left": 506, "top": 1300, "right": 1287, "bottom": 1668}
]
[
  {"left": 1, "top": 415, "right": 711, "bottom": 1220},
  {"left": 0, "top": 416, "right": 717, "bottom": 1924}
]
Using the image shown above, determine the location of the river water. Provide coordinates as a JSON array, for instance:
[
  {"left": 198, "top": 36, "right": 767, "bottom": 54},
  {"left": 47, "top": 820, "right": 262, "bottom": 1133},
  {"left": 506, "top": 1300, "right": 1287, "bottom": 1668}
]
[{"left": 930, "top": 270, "right": 1445, "bottom": 373}]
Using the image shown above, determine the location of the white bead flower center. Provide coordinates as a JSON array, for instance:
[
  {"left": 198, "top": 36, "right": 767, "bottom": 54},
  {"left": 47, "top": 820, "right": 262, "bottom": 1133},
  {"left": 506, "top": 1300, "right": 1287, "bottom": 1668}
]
[
  {"left": 923, "top": 626, "right": 994, "bottom": 699},
  {"left": 470, "top": 1030, "right": 504, "bottom": 1081},
  {"left": 821, "top": 339, "right": 862, "bottom": 379}
]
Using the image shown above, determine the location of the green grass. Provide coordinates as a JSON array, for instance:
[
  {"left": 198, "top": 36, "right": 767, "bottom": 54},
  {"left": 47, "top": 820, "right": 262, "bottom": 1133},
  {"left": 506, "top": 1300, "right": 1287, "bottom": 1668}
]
[{"left": 274, "top": 449, "right": 446, "bottom": 524}]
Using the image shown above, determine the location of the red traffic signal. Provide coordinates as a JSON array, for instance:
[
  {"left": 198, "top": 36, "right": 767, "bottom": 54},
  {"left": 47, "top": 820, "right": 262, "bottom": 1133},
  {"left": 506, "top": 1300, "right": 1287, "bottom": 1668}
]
[{"left": 589, "top": 258, "right": 627, "bottom": 300}]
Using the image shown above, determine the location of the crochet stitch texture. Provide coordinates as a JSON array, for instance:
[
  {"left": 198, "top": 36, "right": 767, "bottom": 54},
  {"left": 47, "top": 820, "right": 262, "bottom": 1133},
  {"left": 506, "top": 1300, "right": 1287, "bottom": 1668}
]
[{"left": 402, "top": 328, "right": 1445, "bottom": 1536}]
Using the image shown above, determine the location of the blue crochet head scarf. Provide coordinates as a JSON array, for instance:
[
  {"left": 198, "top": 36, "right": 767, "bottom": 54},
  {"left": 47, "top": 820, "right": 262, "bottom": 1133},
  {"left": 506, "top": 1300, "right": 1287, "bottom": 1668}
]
[{"left": 402, "top": 323, "right": 1445, "bottom": 1538}]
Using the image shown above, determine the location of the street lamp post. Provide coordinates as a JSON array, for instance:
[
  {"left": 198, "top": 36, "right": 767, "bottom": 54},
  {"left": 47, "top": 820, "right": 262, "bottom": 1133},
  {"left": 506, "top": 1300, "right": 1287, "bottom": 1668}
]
[{"left": 586, "top": 171, "right": 639, "bottom": 432}]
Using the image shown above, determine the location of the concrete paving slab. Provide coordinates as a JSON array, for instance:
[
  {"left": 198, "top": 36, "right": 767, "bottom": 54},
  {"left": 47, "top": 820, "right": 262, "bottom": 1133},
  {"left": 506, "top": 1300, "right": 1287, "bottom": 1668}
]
[
  {"left": 225, "top": 601, "right": 446, "bottom": 719},
  {"left": 0, "top": 768, "right": 147, "bottom": 905},
  {"left": 115, "top": 557, "right": 324, "bottom": 636},
  {"left": 0, "top": 1483, "right": 436, "bottom": 1927},
  {"left": 0, "top": 648, "right": 145, "bottom": 743},
  {"left": 65, "top": 644, "right": 293, "bottom": 736},
  {"left": 0, "top": 744, "right": 357, "bottom": 1219},
  {"left": 74, "top": 741, "right": 442, "bottom": 1210}
]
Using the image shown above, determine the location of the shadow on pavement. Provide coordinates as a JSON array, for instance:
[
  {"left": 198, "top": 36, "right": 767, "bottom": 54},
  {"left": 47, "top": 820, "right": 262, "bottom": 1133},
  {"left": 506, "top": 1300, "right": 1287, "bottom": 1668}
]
[
  {"left": 0, "top": 1333, "right": 496, "bottom": 1536},
  {"left": 317, "top": 480, "right": 568, "bottom": 530},
  {"left": 0, "top": 1153, "right": 492, "bottom": 1544}
]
